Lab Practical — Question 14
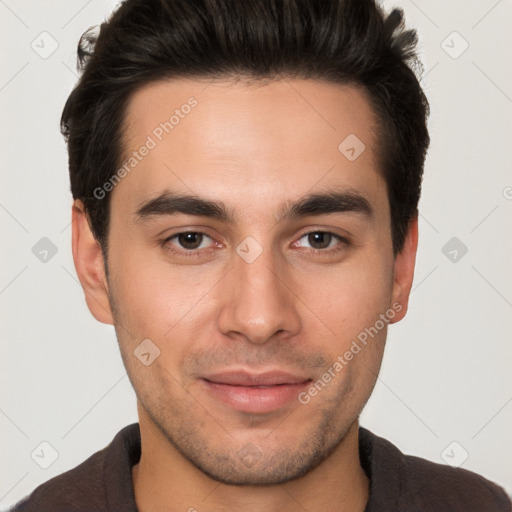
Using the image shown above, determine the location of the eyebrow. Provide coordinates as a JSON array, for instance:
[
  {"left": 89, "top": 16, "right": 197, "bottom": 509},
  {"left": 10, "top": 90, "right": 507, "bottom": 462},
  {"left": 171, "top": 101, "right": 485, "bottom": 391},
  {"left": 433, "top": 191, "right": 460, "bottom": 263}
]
[{"left": 134, "top": 189, "right": 373, "bottom": 223}]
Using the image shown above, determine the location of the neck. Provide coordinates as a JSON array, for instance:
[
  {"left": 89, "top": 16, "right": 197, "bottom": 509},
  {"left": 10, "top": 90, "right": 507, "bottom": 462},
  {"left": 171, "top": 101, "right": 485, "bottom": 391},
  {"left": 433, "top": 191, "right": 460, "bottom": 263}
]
[{"left": 132, "top": 409, "right": 369, "bottom": 512}]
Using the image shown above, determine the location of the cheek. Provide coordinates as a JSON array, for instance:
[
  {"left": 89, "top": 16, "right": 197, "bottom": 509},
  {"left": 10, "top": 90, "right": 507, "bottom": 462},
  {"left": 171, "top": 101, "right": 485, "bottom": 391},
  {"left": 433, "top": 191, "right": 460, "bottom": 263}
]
[
  {"left": 108, "top": 262, "right": 211, "bottom": 398},
  {"left": 108, "top": 247, "right": 221, "bottom": 344},
  {"left": 297, "top": 254, "right": 394, "bottom": 338},
  {"left": 108, "top": 222, "right": 394, "bottom": 349}
]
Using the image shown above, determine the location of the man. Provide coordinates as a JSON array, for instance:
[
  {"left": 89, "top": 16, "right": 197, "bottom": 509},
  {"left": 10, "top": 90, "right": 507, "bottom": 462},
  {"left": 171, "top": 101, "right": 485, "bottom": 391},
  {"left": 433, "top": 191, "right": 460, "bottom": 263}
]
[{"left": 11, "top": 0, "right": 511, "bottom": 510}]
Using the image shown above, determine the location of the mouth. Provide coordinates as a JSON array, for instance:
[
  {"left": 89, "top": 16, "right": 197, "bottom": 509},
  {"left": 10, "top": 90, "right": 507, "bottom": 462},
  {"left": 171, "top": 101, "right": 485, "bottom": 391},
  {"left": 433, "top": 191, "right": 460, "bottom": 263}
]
[{"left": 200, "top": 370, "right": 312, "bottom": 414}]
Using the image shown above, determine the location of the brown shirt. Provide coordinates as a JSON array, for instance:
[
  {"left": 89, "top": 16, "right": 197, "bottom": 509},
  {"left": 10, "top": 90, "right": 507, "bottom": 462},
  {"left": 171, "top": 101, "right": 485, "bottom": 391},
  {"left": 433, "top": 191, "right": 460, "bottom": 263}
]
[{"left": 10, "top": 423, "right": 511, "bottom": 511}]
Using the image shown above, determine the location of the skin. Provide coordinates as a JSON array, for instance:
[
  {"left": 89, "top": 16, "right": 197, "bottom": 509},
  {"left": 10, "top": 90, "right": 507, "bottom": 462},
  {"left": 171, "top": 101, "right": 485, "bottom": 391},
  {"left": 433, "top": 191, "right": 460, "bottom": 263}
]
[{"left": 72, "top": 77, "right": 418, "bottom": 512}]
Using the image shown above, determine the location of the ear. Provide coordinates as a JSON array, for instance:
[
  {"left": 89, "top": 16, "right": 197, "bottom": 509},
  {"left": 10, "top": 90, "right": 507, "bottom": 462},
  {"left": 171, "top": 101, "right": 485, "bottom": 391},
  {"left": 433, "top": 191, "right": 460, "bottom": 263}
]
[
  {"left": 389, "top": 216, "right": 418, "bottom": 324},
  {"left": 71, "top": 199, "right": 114, "bottom": 325}
]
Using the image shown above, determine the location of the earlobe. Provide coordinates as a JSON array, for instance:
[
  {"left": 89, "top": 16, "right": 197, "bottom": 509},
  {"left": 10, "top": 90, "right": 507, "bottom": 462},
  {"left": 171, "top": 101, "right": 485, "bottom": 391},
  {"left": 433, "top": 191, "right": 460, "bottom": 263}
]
[
  {"left": 389, "top": 216, "right": 418, "bottom": 324},
  {"left": 71, "top": 200, "right": 114, "bottom": 325}
]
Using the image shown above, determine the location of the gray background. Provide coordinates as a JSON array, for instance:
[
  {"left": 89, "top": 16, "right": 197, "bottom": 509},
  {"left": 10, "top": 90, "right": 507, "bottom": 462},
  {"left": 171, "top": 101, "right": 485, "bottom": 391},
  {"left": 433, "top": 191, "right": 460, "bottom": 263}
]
[{"left": 1, "top": 0, "right": 511, "bottom": 509}]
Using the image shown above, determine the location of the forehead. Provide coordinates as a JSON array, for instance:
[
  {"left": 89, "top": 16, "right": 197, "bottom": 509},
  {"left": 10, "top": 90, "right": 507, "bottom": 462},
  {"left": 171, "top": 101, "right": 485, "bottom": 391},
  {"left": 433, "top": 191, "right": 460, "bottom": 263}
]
[{"left": 114, "top": 77, "right": 386, "bottom": 217}]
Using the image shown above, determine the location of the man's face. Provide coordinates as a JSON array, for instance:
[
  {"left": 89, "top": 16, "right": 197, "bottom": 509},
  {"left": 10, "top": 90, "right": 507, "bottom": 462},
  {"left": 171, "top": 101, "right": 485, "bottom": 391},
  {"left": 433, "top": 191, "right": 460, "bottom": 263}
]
[{"left": 82, "top": 78, "right": 415, "bottom": 485}]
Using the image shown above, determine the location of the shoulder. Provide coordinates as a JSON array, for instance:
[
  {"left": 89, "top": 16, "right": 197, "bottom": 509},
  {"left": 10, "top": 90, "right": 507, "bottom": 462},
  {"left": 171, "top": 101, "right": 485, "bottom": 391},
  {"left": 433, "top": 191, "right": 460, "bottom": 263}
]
[
  {"left": 9, "top": 448, "right": 107, "bottom": 512},
  {"left": 398, "top": 449, "right": 511, "bottom": 510},
  {"left": 360, "top": 427, "right": 512, "bottom": 511},
  {"left": 9, "top": 423, "right": 140, "bottom": 512}
]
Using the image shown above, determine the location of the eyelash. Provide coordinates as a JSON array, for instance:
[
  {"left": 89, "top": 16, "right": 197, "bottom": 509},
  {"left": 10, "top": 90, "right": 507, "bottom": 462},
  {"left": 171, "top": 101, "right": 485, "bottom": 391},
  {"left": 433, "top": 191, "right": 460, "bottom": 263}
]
[{"left": 160, "top": 230, "right": 349, "bottom": 258}]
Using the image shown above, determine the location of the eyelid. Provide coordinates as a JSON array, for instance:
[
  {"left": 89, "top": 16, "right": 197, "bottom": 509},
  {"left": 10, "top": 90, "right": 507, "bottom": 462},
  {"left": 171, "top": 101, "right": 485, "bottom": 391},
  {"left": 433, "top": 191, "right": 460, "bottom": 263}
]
[
  {"left": 294, "top": 226, "right": 350, "bottom": 243},
  {"left": 160, "top": 227, "right": 352, "bottom": 259},
  {"left": 295, "top": 230, "right": 342, "bottom": 244},
  {"left": 292, "top": 230, "right": 349, "bottom": 251},
  {"left": 163, "top": 231, "right": 218, "bottom": 250}
]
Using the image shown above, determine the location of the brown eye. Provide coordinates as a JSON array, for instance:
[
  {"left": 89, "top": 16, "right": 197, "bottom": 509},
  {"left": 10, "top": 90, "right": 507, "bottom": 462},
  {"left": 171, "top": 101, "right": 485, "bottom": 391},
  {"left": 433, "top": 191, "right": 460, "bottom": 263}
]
[
  {"left": 176, "top": 232, "right": 204, "bottom": 250},
  {"left": 307, "top": 232, "right": 333, "bottom": 249},
  {"left": 163, "top": 232, "right": 215, "bottom": 253},
  {"left": 297, "top": 231, "right": 340, "bottom": 250}
]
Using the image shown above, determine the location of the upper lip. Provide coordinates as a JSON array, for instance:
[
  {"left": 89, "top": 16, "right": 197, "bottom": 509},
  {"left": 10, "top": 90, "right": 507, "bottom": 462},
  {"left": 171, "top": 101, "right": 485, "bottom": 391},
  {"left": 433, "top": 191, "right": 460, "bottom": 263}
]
[{"left": 202, "top": 370, "right": 311, "bottom": 387}]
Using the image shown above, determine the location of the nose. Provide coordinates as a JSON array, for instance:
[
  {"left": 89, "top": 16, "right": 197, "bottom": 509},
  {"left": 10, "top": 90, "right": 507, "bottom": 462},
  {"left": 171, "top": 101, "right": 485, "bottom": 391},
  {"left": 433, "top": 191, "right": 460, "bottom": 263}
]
[{"left": 217, "top": 244, "right": 302, "bottom": 345}]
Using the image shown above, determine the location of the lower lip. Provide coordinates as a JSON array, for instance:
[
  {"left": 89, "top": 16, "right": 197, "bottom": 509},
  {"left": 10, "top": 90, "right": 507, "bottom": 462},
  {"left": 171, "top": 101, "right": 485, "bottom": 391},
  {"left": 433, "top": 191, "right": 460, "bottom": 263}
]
[{"left": 201, "top": 379, "right": 311, "bottom": 414}]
